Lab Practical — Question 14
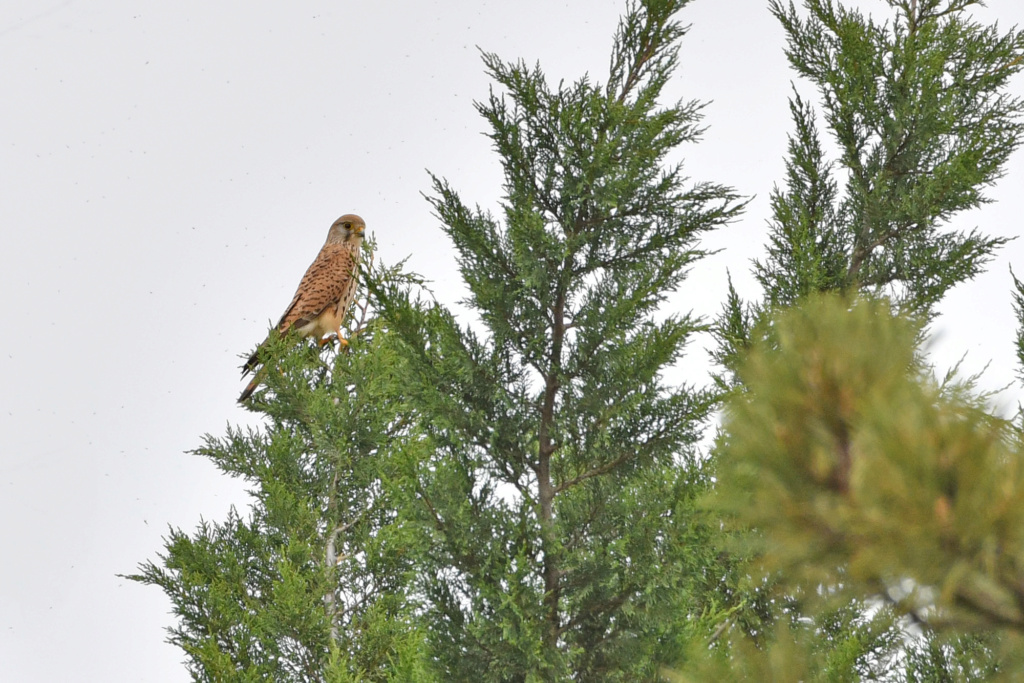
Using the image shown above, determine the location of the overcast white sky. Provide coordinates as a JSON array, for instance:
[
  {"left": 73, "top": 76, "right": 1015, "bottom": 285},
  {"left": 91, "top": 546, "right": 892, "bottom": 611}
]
[{"left": 2, "top": 1, "right": 1023, "bottom": 680}]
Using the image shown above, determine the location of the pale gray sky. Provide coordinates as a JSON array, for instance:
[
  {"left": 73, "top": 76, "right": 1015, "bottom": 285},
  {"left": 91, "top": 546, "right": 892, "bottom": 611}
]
[{"left": 2, "top": 1, "right": 1023, "bottom": 680}]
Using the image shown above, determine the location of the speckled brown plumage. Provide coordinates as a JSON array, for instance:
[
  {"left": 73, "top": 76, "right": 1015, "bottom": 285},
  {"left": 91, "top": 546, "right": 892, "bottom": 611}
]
[{"left": 239, "top": 214, "right": 365, "bottom": 402}]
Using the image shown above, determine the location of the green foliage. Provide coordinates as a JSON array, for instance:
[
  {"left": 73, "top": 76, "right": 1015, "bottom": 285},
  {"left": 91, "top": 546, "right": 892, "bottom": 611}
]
[
  {"left": 373, "top": 0, "right": 744, "bottom": 677},
  {"left": 134, "top": 0, "right": 1024, "bottom": 680},
  {"left": 756, "top": 90, "right": 850, "bottom": 308},
  {"left": 1011, "top": 267, "right": 1024, "bottom": 386},
  {"left": 130, "top": 258, "right": 433, "bottom": 682},
  {"left": 707, "top": 294, "right": 1024, "bottom": 677},
  {"left": 772, "top": 0, "right": 1023, "bottom": 309},
  {"left": 709, "top": 3, "right": 1024, "bottom": 673},
  {"left": 717, "top": 0, "right": 1024, "bottom": 378},
  {"left": 901, "top": 632, "right": 1001, "bottom": 683},
  {"left": 668, "top": 601, "right": 907, "bottom": 682}
]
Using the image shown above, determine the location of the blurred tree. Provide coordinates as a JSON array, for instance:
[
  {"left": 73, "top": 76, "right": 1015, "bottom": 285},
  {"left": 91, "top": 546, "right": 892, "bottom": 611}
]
[
  {"left": 706, "top": 0, "right": 1024, "bottom": 677},
  {"left": 683, "top": 295, "right": 1024, "bottom": 680}
]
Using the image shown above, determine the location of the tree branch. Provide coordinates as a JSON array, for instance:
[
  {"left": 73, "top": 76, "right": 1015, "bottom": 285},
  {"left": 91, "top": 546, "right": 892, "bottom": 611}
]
[
  {"left": 537, "top": 287, "right": 565, "bottom": 648},
  {"left": 324, "top": 512, "right": 365, "bottom": 644},
  {"left": 555, "top": 450, "right": 635, "bottom": 494}
]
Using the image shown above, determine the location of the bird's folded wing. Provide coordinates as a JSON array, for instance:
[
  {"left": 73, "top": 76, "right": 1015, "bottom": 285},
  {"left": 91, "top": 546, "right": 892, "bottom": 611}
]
[{"left": 277, "top": 244, "right": 357, "bottom": 332}]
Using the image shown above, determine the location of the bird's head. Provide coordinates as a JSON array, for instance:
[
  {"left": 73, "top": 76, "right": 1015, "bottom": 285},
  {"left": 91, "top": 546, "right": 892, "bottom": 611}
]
[{"left": 327, "top": 214, "right": 366, "bottom": 244}]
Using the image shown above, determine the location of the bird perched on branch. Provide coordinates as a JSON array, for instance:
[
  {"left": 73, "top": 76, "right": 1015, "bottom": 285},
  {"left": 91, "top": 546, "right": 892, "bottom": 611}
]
[{"left": 238, "top": 214, "right": 366, "bottom": 402}]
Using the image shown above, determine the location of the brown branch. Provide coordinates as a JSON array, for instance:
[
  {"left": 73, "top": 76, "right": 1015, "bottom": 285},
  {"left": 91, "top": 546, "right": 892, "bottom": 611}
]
[
  {"left": 555, "top": 450, "right": 635, "bottom": 494},
  {"left": 847, "top": 219, "right": 929, "bottom": 285},
  {"left": 324, "top": 511, "right": 365, "bottom": 643},
  {"left": 616, "top": 28, "right": 659, "bottom": 105},
  {"left": 537, "top": 288, "right": 566, "bottom": 648},
  {"left": 708, "top": 618, "right": 731, "bottom": 646},
  {"left": 349, "top": 248, "right": 376, "bottom": 338},
  {"left": 419, "top": 487, "right": 446, "bottom": 532},
  {"left": 558, "top": 591, "right": 630, "bottom": 637}
]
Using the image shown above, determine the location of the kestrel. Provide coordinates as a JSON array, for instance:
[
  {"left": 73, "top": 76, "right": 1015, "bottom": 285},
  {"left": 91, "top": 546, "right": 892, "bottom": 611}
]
[{"left": 238, "top": 214, "right": 366, "bottom": 402}]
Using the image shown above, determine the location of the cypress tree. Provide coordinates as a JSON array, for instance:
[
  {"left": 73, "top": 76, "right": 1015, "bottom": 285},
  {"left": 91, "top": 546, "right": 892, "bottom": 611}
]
[
  {"left": 130, "top": 258, "right": 433, "bottom": 682},
  {"left": 378, "top": 0, "right": 742, "bottom": 677},
  {"left": 716, "top": 0, "right": 1024, "bottom": 379},
  {"left": 701, "top": 0, "right": 1024, "bottom": 678}
]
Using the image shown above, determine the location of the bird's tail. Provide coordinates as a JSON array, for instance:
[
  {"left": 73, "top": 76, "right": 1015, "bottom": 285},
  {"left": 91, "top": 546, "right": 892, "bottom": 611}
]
[
  {"left": 238, "top": 327, "right": 293, "bottom": 402},
  {"left": 238, "top": 339, "right": 268, "bottom": 402},
  {"left": 238, "top": 374, "right": 261, "bottom": 403},
  {"left": 241, "top": 345, "right": 262, "bottom": 378}
]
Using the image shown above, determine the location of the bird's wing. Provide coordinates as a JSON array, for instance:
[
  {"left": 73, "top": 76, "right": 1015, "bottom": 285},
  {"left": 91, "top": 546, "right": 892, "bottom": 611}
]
[
  {"left": 276, "top": 243, "right": 357, "bottom": 333},
  {"left": 241, "top": 244, "right": 357, "bottom": 378}
]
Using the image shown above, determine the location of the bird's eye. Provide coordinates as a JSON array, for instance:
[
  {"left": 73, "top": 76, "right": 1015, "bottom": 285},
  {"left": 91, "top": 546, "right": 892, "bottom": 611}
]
[{"left": 343, "top": 222, "right": 351, "bottom": 229}]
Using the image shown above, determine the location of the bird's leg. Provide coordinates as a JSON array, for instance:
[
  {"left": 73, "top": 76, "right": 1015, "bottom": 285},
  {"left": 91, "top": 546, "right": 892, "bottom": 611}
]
[
  {"left": 319, "top": 334, "right": 349, "bottom": 348},
  {"left": 342, "top": 323, "right": 369, "bottom": 344}
]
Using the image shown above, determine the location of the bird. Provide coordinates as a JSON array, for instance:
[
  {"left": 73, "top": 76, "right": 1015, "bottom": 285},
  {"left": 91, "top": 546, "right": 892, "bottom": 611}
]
[{"left": 238, "top": 214, "right": 366, "bottom": 402}]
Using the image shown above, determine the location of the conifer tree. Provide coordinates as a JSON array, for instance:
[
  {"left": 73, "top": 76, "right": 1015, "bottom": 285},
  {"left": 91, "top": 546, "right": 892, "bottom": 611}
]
[
  {"left": 129, "top": 258, "right": 433, "bottom": 682},
  {"left": 716, "top": 0, "right": 1024, "bottom": 378},
  {"left": 704, "top": 0, "right": 1024, "bottom": 678},
  {"left": 134, "top": 1, "right": 743, "bottom": 679},
  {"left": 131, "top": 0, "right": 1024, "bottom": 680},
  {"left": 375, "top": 0, "right": 742, "bottom": 678},
  {"left": 680, "top": 295, "right": 1024, "bottom": 679}
]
